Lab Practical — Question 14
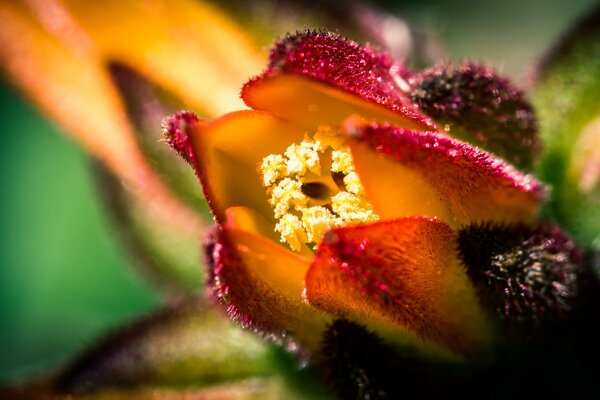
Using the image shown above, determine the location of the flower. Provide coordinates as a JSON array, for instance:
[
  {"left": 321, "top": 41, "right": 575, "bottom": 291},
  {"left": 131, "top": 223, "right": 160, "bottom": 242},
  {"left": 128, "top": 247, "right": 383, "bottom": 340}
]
[
  {"left": 164, "top": 31, "right": 582, "bottom": 369},
  {"left": 0, "top": 0, "right": 422, "bottom": 293},
  {"left": 2, "top": 2, "right": 599, "bottom": 398}
]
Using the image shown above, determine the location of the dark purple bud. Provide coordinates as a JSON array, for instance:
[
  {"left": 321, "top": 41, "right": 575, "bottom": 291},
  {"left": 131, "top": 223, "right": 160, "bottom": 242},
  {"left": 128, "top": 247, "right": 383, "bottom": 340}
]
[
  {"left": 411, "top": 63, "right": 539, "bottom": 170},
  {"left": 320, "top": 320, "right": 481, "bottom": 399},
  {"left": 458, "top": 223, "right": 585, "bottom": 334}
]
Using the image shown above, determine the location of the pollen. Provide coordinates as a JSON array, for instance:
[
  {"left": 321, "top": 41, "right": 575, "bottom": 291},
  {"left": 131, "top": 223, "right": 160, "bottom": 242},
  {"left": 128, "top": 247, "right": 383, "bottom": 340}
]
[
  {"left": 269, "top": 178, "right": 307, "bottom": 218},
  {"left": 275, "top": 213, "right": 308, "bottom": 252},
  {"left": 259, "top": 125, "right": 379, "bottom": 251},
  {"left": 343, "top": 171, "right": 365, "bottom": 195},
  {"left": 332, "top": 192, "right": 379, "bottom": 224},
  {"left": 260, "top": 154, "right": 286, "bottom": 186},
  {"left": 284, "top": 135, "right": 321, "bottom": 175},
  {"left": 331, "top": 149, "right": 354, "bottom": 174},
  {"left": 302, "top": 206, "right": 340, "bottom": 245}
]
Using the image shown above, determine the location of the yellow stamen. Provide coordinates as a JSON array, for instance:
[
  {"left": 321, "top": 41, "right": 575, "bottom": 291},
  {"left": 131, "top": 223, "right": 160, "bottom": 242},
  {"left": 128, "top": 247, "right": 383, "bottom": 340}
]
[
  {"left": 284, "top": 135, "right": 321, "bottom": 175},
  {"left": 343, "top": 171, "right": 365, "bottom": 195},
  {"left": 260, "top": 154, "right": 285, "bottom": 186},
  {"left": 332, "top": 192, "right": 378, "bottom": 224},
  {"left": 302, "top": 206, "right": 340, "bottom": 245},
  {"left": 274, "top": 213, "right": 307, "bottom": 252},
  {"left": 269, "top": 178, "right": 307, "bottom": 218},
  {"left": 259, "top": 125, "right": 379, "bottom": 251},
  {"left": 331, "top": 149, "right": 354, "bottom": 174}
]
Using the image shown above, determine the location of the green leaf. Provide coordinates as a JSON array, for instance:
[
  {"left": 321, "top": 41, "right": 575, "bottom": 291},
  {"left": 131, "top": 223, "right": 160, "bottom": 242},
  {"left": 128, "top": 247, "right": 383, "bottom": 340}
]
[{"left": 532, "top": 5, "right": 600, "bottom": 246}]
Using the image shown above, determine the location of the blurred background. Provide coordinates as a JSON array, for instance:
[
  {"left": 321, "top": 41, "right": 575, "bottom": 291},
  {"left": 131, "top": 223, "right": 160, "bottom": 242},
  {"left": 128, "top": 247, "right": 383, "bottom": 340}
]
[{"left": 0, "top": 0, "right": 597, "bottom": 383}]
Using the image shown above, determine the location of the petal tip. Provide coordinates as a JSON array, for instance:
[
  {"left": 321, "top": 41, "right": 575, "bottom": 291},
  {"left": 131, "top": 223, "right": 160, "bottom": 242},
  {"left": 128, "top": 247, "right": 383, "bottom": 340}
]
[
  {"left": 162, "top": 110, "right": 202, "bottom": 164},
  {"left": 246, "top": 30, "right": 434, "bottom": 129}
]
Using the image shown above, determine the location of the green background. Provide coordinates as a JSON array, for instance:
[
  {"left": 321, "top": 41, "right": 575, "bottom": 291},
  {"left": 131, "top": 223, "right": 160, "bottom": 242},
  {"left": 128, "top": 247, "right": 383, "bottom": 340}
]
[{"left": 0, "top": 0, "right": 597, "bottom": 383}]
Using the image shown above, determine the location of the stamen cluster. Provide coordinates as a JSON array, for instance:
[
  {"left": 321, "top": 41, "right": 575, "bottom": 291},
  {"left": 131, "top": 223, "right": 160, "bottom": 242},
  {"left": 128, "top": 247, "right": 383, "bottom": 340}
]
[{"left": 259, "top": 125, "right": 379, "bottom": 251}]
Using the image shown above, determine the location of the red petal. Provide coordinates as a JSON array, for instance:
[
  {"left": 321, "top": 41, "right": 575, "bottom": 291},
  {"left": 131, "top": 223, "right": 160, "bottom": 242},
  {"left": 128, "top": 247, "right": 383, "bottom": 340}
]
[
  {"left": 207, "top": 208, "right": 329, "bottom": 354},
  {"left": 163, "top": 110, "right": 204, "bottom": 167},
  {"left": 243, "top": 31, "right": 434, "bottom": 130},
  {"left": 305, "top": 217, "right": 492, "bottom": 358},
  {"left": 346, "top": 118, "right": 545, "bottom": 226}
]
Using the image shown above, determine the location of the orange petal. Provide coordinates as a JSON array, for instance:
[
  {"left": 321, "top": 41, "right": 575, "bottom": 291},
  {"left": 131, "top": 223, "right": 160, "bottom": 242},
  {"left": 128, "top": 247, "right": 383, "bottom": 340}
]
[
  {"left": 208, "top": 207, "right": 329, "bottom": 353},
  {"left": 190, "top": 110, "right": 306, "bottom": 224},
  {"left": 346, "top": 118, "right": 545, "bottom": 226},
  {"left": 0, "top": 2, "right": 207, "bottom": 259},
  {"left": 243, "top": 31, "right": 434, "bottom": 130},
  {"left": 59, "top": 0, "right": 263, "bottom": 116},
  {"left": 243, "top": 74, "right": 432, "bottom": 131},
  {"left": 305, "top": 217, "right": 492, "bottom": 358}
]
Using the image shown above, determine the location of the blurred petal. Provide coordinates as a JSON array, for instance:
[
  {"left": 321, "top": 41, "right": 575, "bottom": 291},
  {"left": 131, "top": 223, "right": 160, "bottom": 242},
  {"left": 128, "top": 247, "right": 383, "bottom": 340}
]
[
  {"left": 533, "top": 5, "right": 600, "bottom": 246},
  {"left": 0, "top": 1, "right": 215, "bottom": 292},
  {"left": 208, "top": 209, "right": 330, "bottom": 354},
  {"left": 345, "top": 118, "right": 545, "bottom": 226},
  {"left": 57, "top": 0, "right": 263, "bottom": 115},
  {"left": 0, "top": 1, "right": 146, "bottom": 186},
  {"left": 94, "top": 164, "right": 203, "bottom": 292},
  {"left": 305, "top": 217, "right": 492, "bottom": 358},
  {"left": 242, "top": 31, "right": 434, "bottom": 130},
  {"left": 109, "top": 64, "right": 205, "bottom": 210},
  {"left": 411, "top": 62, "right": 539, "bottom": 170}
]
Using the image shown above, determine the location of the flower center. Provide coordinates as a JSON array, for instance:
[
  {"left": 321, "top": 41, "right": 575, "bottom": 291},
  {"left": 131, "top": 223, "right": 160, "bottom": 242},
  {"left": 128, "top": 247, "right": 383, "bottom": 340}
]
[{"left": 259, "top": 125, "right": 379, "bottom": 251}]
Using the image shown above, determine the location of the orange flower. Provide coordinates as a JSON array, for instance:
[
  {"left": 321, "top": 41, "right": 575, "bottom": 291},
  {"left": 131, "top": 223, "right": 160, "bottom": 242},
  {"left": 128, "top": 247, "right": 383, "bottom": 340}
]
[{"left": 165, "top": 31, "right": 548, "bottom": 360}]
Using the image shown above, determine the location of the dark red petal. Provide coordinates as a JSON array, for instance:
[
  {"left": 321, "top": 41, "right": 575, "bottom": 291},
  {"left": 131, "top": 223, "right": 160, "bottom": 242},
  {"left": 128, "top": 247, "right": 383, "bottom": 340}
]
[
  {"left": 305, "top": 217, "right": 492, "bottom": 358},
  {"left": 410, "top": 62, "right": 539, "bottom": 170},
  {"left": 243, "top": 30, "right": 434, "bottom": 129},
  {"left": 162, "top": 110, "right": 203, "bottom": 167},
  {"left": 207, "top": 225, "right": 329, "bottom": 355},
  {"left": 346, "top": 118, "right": 545, "bottom": 226}
]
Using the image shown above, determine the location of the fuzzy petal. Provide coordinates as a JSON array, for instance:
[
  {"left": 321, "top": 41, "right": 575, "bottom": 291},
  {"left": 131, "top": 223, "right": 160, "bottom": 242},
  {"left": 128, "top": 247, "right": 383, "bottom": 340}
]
[
  {"left": 305, "top": 217, "right": 492, "bottom": 358},
  {"left": 345, "top": 118, "right": 545, "bottom": 226},
  {"left": 208, "top": 207, "right": 329, "bottom": 354},
  {"left": 243, "top": 31, "right": 434, "bottom": 130}
]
